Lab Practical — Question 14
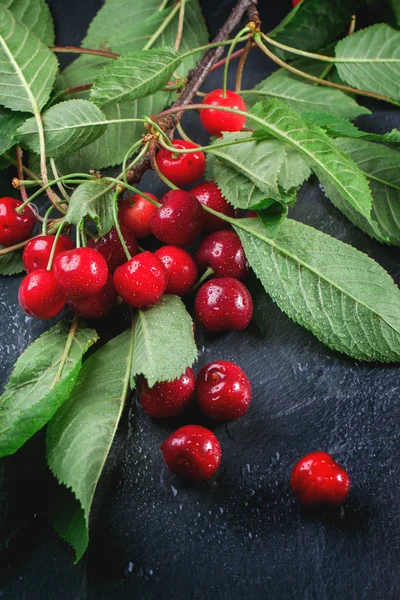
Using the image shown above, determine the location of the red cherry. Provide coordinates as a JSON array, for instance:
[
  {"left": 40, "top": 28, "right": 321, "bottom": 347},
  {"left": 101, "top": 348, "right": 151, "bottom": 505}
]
[
  {"left": 53, "top": 247, "right": 109, "bottom": 300},
  {"left": 139, "top": 367, "right": 196, "bottom": 418},
  {"left": 113, "top": 251, "right": 167, "bottom": 308},
  {"left": 67, "top": 274, "right": 117, "bottom": 319},
  {"left": 22, "top": 234, "right": 74, "bottom": 273},
  {"left": 154, "top": 246, "right": 198, "bottom": 296},
  {"left": 161, "top": 425, "right": 221, "bottom": 480},
  {"left": 197, "top": 360, "right": 251, "bottom": 421},
  {"left": 290, "top": 451, "right": 351, "bottom": 506},
  {"left": 156, "top": 140, "right": 206, "bottom": 187},
  {"left": 196, "top": 230, "right": 248, "bottom": 280},
  {"left": 119, "top": 193, "right": 158, "bottom": 238},
  {"left": 0, "top": 197, "right": 36, "bottom": 247},
  {"left": 18, "top": 269, "right": 66, "bottom": 319},
  {"left": 292, "top": 0, "right": 302, "bottom": 6},
  {"left": 150, "top": 190, "right": 204, "bottom": 247},
  {"left": 200, "top": 89, "right": 246, "bottom": 137},
  {"left": 87, "top": 226, "right": 138, "bottom": 272},
  {"left": 195, "top": 277, "right": 253, "bottom": 332},
  {"left": 190, "top": 181, "right": 235, "bottom": 231}
]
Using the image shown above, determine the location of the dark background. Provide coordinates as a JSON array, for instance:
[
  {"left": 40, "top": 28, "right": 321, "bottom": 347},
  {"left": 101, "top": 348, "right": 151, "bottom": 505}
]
[{"left": 1, "top": 1, "right": 400, "bottom": 598}]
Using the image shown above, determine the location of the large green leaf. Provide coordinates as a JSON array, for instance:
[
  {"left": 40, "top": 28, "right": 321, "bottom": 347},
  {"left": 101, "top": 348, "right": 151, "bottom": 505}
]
[
  {"left": 91, "top": 48, "right": 180, "bottom": 107},
  {"left": 250, "top": 99, "right": 373, "bottom": 220},
  {"left": 0, "top": 0, "right": 54, "bottom": 45},
  {"left": 320, "top": 138, "right": 400, "bottom": 246},
  {"left": 0, "top": 6, "right": 57, "bottom": 113},
  {"left": 234, "top": 217, "right": 400, "bottom": 362},
  {"left": 17, "top": 100, "right": 107, "bottom": 157},
  {"left": 0, "top": 321, "right": 98, "bottom": 457},
  {"left": 46, "top": 327, "right": 134, "bottom": 562},
  {"left": 0, "top": 247, "right": 24, "bottom": 275},
  {"left": 335, "top": 24, "right": 400, "bottom": 101},
  {"left": 66, "top": 181, "right": 114, "bottom": 236},
  {"left": 244, "top": 70, "right": 369, "bottom": 119},
  {"left": 131, "top": 295, "right": 197, "bottom": 388},
  {"left": 211, "top": 158, "right": 266, "bottom": 209},
  {"left": 0, "top": 106, "right": 26, "bottom": 154},
  {"left": 301, "top": 111, "right": 400, "bottom": 143},
  {"left": 208, "top": 132, "right": 286, "bottom": 201}
]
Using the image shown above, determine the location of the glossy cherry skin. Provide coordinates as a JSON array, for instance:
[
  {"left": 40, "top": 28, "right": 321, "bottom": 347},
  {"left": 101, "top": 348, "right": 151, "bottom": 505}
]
[
  {"left": 53, "top": 247, "right": 109, "bottom": 300},
  {"left": 200, "top": 89, "right": 246, "bottom": 137},
  {"left": 119, "top": 193, "right": 158, "bottom": 238},
  {"left": 0, "top": 197, "right": 36, "bottom": 247},
  {"left": 113, "top": 251, "right": 167, "bottom": 308},
  {"left": 18, "top": 269, "right": 66, "bottom": 319},
  {"left": 150, "top": 190, "right": 204, "bottom": 247},
  {"left": 197, "top": 360, "right": 252, "bottom": 421},
  {"left": 156, "top": 140, "right": 206, "bottom": 187},
  {"left": 195, "top": 277, "right": 253, "bottom": 332},
  {"left": 290, "top": 451, "right": 351, "bottom": 506},
  {"left": 196, "top": 230, "right": 248, "bottom": 280},
  {"left": 87, "top": 226, "right": 138, "bottom": 272},
  {"left": 161, "top": 425, "right": 221, "bottom": 480},
  {"left": 154, "top": 246, "right": 198, "bottom": 296},
  {"left": 22, "top": 234, "right": 74, "bottom": 273},
  {"left": 190, "top": 181, "right": 235, "bottom": 231},
  {"left": 67, "top": 274, "right": 117, "bottom": 319},
  {"left": 139, "top": 368, "right": 196, "bottom": 418}
]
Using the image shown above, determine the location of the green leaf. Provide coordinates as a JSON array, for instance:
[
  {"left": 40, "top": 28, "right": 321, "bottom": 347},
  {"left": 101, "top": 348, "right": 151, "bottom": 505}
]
[
  {"left": 0, "top": 106, "right": 27, "bottom": 154},
  {"left": 0, "top": 0, "right": 54, "bottom": 45},
  {"left": 210, "top": 156, "right": 266, "bottom": 209},
  {"left": 277, "top": 147, "right": 312, "bottom": 191},
  {"left": 245, "top": 69, "right": 369, "bottom": 119},
  {"left": 91, "top": 48, "right": 180, "bottom": 107},
  {"left": 66, "top": 181, "right": 114, "bottom": 236},
  {"left": 335, "top": 24, "right": 400, "bottom": 101},
  {"left": 131, "top": 295, "right": 197, "bottom": 388},
  {"left": 234, "top": 217, "right": 400, "bottom": 362},
  {"left": 46, "top": 327, "right": 134, "bottom": 562},
  {"left": 0, "top": 6, "right": 57, "bottom": 113},
  {"left": 254, "top": 203, "right": 289, "bottom": 239},
  {"left": 0, "top": 247, "right": 24, "bottom": 275},
  {"left": 17, "top": 100, "right": 108, "bottom": 157},
  {"left": 301, "top": 111, "right": 400, "bottom": 143},
  {"left": 250, "top": 99, "right": 373, "bottom": 220},
  {"left": 208, "top": 132, "right": 286, "bottom": 201},
  {"left": 389, "top": 0, "right": 400, "bottom": 27},
  {"left": 320, "top": 138, "right": 400, "bottom": 246},
  {"left": 0, "top": 321, "right": 98, "bottom": 458}
]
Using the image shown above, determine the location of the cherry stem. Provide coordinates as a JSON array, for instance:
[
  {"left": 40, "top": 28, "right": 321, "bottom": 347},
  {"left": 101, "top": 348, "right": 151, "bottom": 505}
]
[
  {"left": 176, "top": 122, "right": 195, "bottom": 144},
  {"left": 51, "top": 45, "right": 119, "bottom": 59},
  {"left": 50, "top": 158, "right": 70, "bottom": 202},
  {"left": 112, "top": 190, "right": 131, "bottom": 260},
  {"left": 150, "top": 144, "right": 179, "bottom": 190},
  {"left": 3, "top": 153, "right": 40, "bottom": 180},
  {"left": 46, "top": 220, "right": 66, "bottom": 270},
  {"left": 16, "top": 146, "right": 29, "bottom": 204},
  {"left": 102, "top": 177, "right": 161, "bottom": 208},
  {"left": 157, "top": 134, "right": 253, "bottom": 154},
  {"left": 210, "top": 43, "right": 255, "bottom": 73},
  {"left": 174, "top": 0, "right": 186, "bottom": 52},
  {"left": 121, "top": 140, "right": 148, "bottom": 186},
  {"left": 222, "top": 26, "right": 251, "bottom": 97},
  {"left": 235, "top": 37, "right": 253, "bottom": 92},
  {"left": 16, "top": 173, "right": 95, "bottom": 208},
  {"left": 189, "top": 266, "right": 214, "bottom": 293},
  {"left": 42, "top": 205, "right": 55, "bottom": 234}
]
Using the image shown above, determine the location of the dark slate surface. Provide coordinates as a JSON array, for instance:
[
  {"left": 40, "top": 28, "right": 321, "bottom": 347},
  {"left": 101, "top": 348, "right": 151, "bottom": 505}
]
[{"left": 1, "top": 1, "right": 400, "bottom": 599}]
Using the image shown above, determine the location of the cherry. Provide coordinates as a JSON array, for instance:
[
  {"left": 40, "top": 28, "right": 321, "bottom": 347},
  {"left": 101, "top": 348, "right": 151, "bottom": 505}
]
[
  {"left": 22, "top": 234, "right": 74, "bottom": 273},
  {"left": 67, "top": 274, "right": 117, "bottom": 319},
  {"left": 139, "top": 367, "right": 196, "bottom": 418},
  {"left": 18, "top": 269, "right": 66, "bottom": 320},
  {"left": 154, "top": 246, "right": 198, "bottom": 296},
  {"left": 87, "top": 226, "right": 138, "bottom": 272},
  {"left": 0, "top": 197, "right": 36, "bottom": 247},
  {"left": 200, "top": 89, "right": 246, "bottom": 137},
  {"left": 290, "top": 451, "right": 351, "bottom": 506},
  {"left": 195, "top": 277, "right": 253, "bottom": 332},
  {"left": 150, "top": 190, "right": 204, "bottom": 247},
  {"left": 292, "top": 0, "right": 302, "bottom": 6},
  {"left": 161, "top": 425, "right": 221, "bottom": 480},
  {"left": 190, "top": 181, "right": 235, "bottom": 231},
  {"left": 119, "top": 193, "right": 158, "bottom": 238},
  {"left": 196, "top": 230, "right": 248, "bottom": 280},
  {"left": 197, "top": 360, "right": 251, "bottom": 421},
  {"left": 155, "top": 140, "right": 206, "bottom": 187},
  {"left": 113, "top": 251, "right": 167, "bottom": 308},
  {"left": 53, "top": 247, "right": 109, "bottom": 300}
]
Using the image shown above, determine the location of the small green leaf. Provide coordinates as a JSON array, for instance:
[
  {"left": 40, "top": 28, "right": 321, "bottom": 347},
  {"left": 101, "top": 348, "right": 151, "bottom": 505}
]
[
  {"left": 91, "top": 48, "right": 180, "bottom": 107},
  {"left": 0, "top": 106, "right": 27, "bottom": 155},
  {"left": 254, "top": 203, "right": 289, "bottom": 239},
  {"left": 0, "top": 247, "right": 24, "bottom": 275},
  {"left": 234, "top": 217, "right": 400, "bottom": 362},
  {"left": 17, "top": 100, "right": 108, "bottom": 157},
  {"left": 209, "top": 153, "right": 266, "bottom": 210},
  {"left": 47, "top": 327, "right": 134, "bottom": 562},
  {"left": 66, "top": 181, "right": 114, "bottom": 236},
  {"left": 0, "top": 321, "right": 98, "bottom": 458},
  {"left": 250, "top": 99, "right": 373, "bottom": 220},
  {"left": 277, "top": 147, "right": 312, "bottom": 191},
  {"left": 0, "top": 6, "right": 58, "bottom": 113},
  {"left": 301, "top": 111, "right": 400, "bottom": 143},
  {"left": 335, "top": 24, "right": 400, "bottom": 101},
  {"left": 131, "top": 295, "right": 197, "bottom": 388},
  {"left": 0, "top": 0, "right": 55, "bottom": 45}
]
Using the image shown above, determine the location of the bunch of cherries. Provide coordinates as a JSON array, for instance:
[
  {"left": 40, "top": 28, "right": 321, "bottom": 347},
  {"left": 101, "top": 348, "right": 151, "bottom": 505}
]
[{"left": 0, "top": 89, "right": 350, "bottom": 506}]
